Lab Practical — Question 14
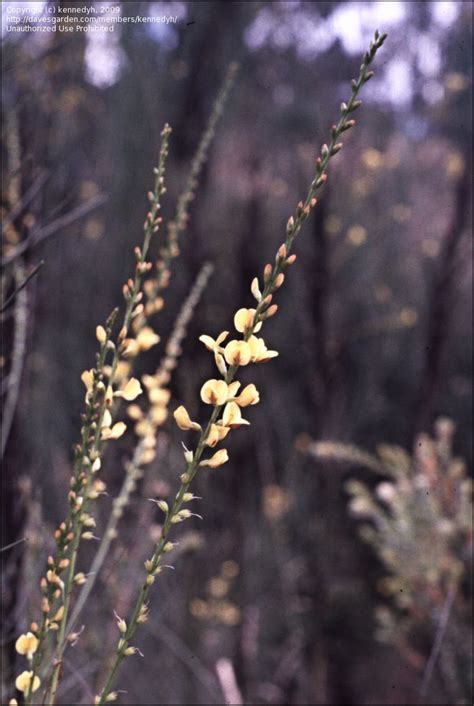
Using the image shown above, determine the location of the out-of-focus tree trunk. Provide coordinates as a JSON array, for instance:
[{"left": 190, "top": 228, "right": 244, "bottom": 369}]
[{"left": 414, "top": 159, "right": 470, "bottom": 436}]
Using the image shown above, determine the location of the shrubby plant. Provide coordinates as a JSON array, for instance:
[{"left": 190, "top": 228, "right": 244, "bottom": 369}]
[
  {"left": 11, "top": 32, "right": 387, "bottom": 705},
  {"left": 303, "top": 418, "right": 472, "bottom": 703}
]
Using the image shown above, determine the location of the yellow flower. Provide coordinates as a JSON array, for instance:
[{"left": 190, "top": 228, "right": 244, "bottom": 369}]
[
  {"left": 140, "top": 448, "right": 156, "bottom": 465},
  {"left": 101, "top": 422, "right": 127, "bottom": 440},
  {"left": 136, "top": 326, "right": 160, "bottom": 351},
  {"left": 15, "top": 671, "right": 41, "bottom": 694},
  {"left": 96, "top": 325, "right": 107, "bottom": 344},
  {"left": 141, "top": 374, "right": 157, "bottom": 390},
  {"left": 102, "top": 409, "right": 113, "bottom": 428},
  {"left": 222, "top": 401, "right": 250, "bottom": 428},
  {"left": 127, "top": 404, "right": 143, "bottom": 420},
  {"left": 15, "top": 632, "right": 39, "bottom": 657},
  {"left": 135, "top": 419, "right": 154, "bottom": 438},
  {"left": 115, "top": 360, "right": 131, "bottom": 382},
  {"left": 205, "top": 423, "right": 230, "bottom": 448},
  {"left": 234, "top": 308, "right": 262, "bottom": 334},
  {"left": 81, "top": 369, "right": 94, "bottom": 392},
  {"left": 151, "top": 405, "right": 168, "bottom": 426},
  {"left": 234, "top": 383, "right": 260, "bottom": 407},
  {"left": 224, "top": 340, "right": 252, "bottom": 366},
  {"left": 200, "top": 379, "right": 230, "bottom": 406},
  {"left": 200, "top": 449, "right": 229, "bottom": 468},
  {"left": 227, "top": 381, "right": 241, "bottom": 397},
  {"left": 247, "top": 336, "right": 278, "bottom": 363},
  {"left": 173, "top": 405, "right": 201, "bottom": 431},
  {"left": 199, "top": 330, "right": 229, "bottom": 352},
  {"left": 114, "top": 378, "right": 142, "bottom": 401},
  {"left": 149, "top": 387, "right": 171, "bottom": 405},
  {"left": 121, "top": 339, "right": 140, "bottom": 357}
]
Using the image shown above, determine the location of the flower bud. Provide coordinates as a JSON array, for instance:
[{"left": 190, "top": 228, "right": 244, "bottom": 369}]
[
  {"left": 251, "top": 277, "right": 261, "bottom": 301},
  {"left": 116, "top": 617, "right": 127, "bottom": 634},
  {"left": 96, "top": 326, "right": 107, "bottom": 344},
  {"left": 273, "top": 274, "right": 285, "bottom": 290},
  {"left": 157, "top": 500, "right": 169, "bottom": 514}
]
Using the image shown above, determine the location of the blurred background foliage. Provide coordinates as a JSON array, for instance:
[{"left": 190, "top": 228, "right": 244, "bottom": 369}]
[{"left": 1, "top": 1, "right": 472, "bottom": 704}]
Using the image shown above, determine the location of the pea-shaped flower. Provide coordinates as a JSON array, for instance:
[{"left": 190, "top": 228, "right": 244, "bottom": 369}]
[
  {"left": 199, "top": 330, "right": 229, "bottom": 352},
  {"left": 200, "top": 380, "right": 229, "bottom": 406},
  {"left": 222, "top": 402, "right": 250, "bottom": 428},
  {"left": 247, "top": 335, "right": 278, "bottom": 363},
  {"left": 205, "top": 423, "right": 230, "bottom": 448},
  {"left": 173, "top": 405, "right": 201, "bottom": 431},
  {"left": 234, "top": 308, "right": 262, "bottom": 334},
  {"left": 135, "top": 326, "right": 160, "bottom": 351},
  {"left": 224, "top": 340, "right": 252, "bottom": 366},
  {"left": 234, "top": 383, "right": 260, "bottom": 407},
  {"left": 114, "top": 378, "right": 143, "bottom": 401},
  {"left": 15, "top": 632, "right": 39, "bottom": 658},
  {"left": 101, "top": 422, "right": 127, "bottom": 440},
  {"left": 200, "top": 449, "right": 229, "bottom": 468},
  {"left": 15, "top": 671, "right": 41, "bottom": 694}
]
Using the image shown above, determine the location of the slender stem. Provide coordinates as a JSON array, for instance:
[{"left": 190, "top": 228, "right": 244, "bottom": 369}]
[
  {"left": 95, "top": 31, "right": 387, "bottom": 705},
  {"left": 419, "top": 582, "right": 457, "bottom": 702}
]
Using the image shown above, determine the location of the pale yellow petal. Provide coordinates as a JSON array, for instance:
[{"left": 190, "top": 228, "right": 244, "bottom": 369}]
[
  {"left": 102, "top": 422, "right": 126, "bottom": 440},
  {"left": 116, "top": 378, "right": 142, "bottom": 401},
  {"left": 224, "top": 340, "right": 252, "bottom": 366},
  {"left": 136, "top": 327, "right": 160, "bottom": 351},
  {"left": 235, "top": 383, "right": 260, "bottom": 407},
  {"left": 222, "top": 401, "right": 250, "bottom": 428},
  {"left": 15, "top": 671, "right": 41, "bottom": 694},
  {"left": 102, "top": 409, "right": 112, "bottom": 428},
  {"left": 199, "top": 335, "right": 217, "bottom": 351},
  {"left": 227, "top": 381, "right": 242, "bottom": 398},
  {"left": 15, "top": 633, "right": 39, "bottom": 656},
  {"left": 200, "top": 379, "right": 229, "bottom": 406},
  {"left": 81, "top": 370, "right": 94, "bottom": 392},
  {"left": 96, "top": 325, "right": 107, "bottom": 344},
  {"left": 173, "top": 405, "right": 195, "bottom": 430},
  {"left": 200, "top": 449, "right": 229, "bottom": 468}
]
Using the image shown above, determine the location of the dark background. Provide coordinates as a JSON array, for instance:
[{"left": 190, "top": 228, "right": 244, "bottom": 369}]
[{"left": 2, "top": 2, "right": 472, "bottom": 704}]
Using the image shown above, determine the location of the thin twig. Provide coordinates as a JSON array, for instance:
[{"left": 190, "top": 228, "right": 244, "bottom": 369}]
[
  {"left": 1, "top": 261, "right": 28, "bottom": 460},
  {"left": 419, "top": 583, "right": 457, "bottom": 702},
  {"left": 1, "top": 260, "right": 44, "bottom": 313},
  {"left": 1, "top": 169, "right": 49, "bottom": 234},
  {"left": 0, "top": 537, "right": 27, "bottom": 553},
  {"left": 144, "top": 621, "right": 224, "bottom": 702},
  {"left": 2, "top": 194, "right": 108, "bottom": 267}
]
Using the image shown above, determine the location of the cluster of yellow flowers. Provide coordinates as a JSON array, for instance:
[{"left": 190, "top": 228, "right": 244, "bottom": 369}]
[
  {"left": 125, "top": 264, "right": 213, "bottom": 468},
  {"left": 82, "top": 347, "right": 144, "bottom": 443},
  {"left": 13, "top": 633, "right": 40, "bottom": 695},
  {"left": 173, "top": 305, "right": 278, "bottom": 468}
]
